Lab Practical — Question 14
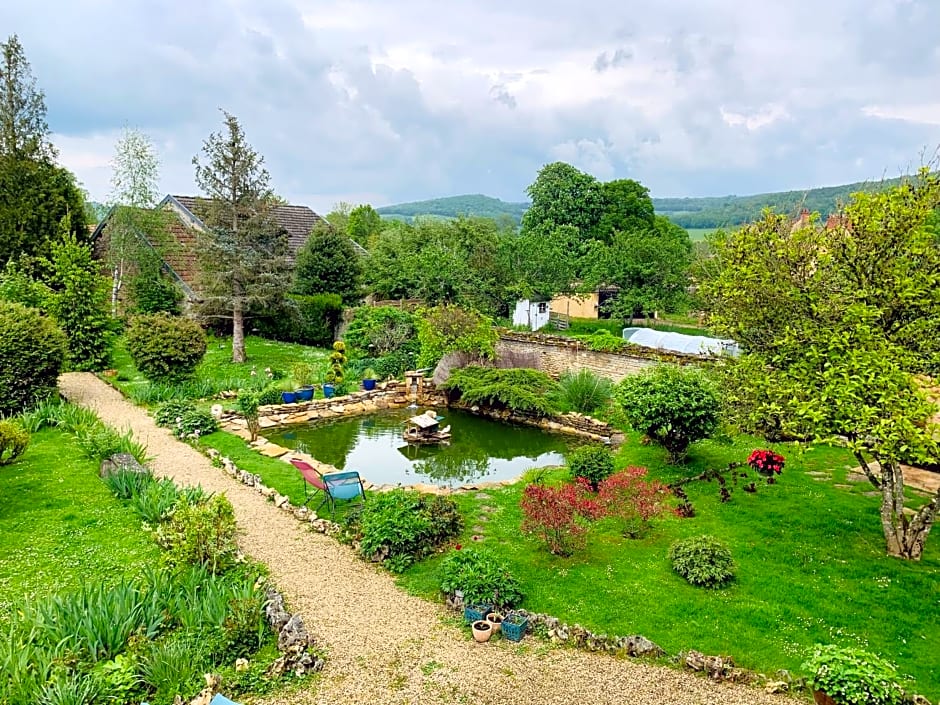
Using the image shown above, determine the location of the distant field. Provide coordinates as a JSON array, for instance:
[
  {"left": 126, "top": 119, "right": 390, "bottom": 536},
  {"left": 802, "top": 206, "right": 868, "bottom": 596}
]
[{"left": 685, "top": 227, "right": 718, "bottom": 240}]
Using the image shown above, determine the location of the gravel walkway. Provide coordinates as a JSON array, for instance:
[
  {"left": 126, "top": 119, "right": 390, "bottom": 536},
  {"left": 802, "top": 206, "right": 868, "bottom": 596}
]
[{"left": 60, "top": 373, "right": 790, "bottom": 705}]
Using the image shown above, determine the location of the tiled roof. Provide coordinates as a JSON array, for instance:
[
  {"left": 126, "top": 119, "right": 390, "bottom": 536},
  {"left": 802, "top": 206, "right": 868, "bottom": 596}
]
[{"left": 171, "top": 195, "right": 325, "bottom": 256}]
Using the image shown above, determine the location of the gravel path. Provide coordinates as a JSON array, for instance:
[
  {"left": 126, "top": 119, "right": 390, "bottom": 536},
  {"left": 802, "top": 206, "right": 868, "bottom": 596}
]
[{"left": 59, "top": 373, "right": 791, "bottom": 705}]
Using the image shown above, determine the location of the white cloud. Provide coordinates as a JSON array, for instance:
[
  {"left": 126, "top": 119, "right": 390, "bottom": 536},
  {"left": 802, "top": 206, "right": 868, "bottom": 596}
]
[{"left": 862, "top": 104, "right": 940, "bottom": 127}]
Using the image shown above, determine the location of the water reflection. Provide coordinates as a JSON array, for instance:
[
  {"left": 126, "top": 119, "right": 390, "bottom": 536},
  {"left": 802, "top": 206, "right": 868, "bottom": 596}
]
[{"left": 265, "top": 408, "right": 576, "bottom": 487}]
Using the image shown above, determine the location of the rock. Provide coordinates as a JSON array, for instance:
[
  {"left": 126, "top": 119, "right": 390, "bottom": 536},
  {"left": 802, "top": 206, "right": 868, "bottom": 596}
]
[
  {"left": 764, "top": 681, "right": 789, "bottom": 694},
  {"left": 623, "top": 635, "right": 664, "bottom": 658},
  {"left": 278, "top": 614, "right": 312, "bottom": 651},
  {"left": 235, "top": 658, "right": 249, "bottom": 672},
  {"left": 210, "top": 404, "right": 224, "bottom": 418},
  {"left": 259, "top": 444, "right": 289, "bottom": 458},
  {"left": 99, "top": 453, "right": 148, "bottom": 479},
  {"left": 274, "top": 494, "right": 290, "bottom": 508}
]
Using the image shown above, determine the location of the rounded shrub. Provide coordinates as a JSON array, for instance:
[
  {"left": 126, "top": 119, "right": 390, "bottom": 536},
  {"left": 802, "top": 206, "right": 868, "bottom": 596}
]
[
  {"left": 567, "top": 444, "right": 615, "bottom": 489},
  {"left": 0, "top": 419, "right": 30, "bottom": 465},
  {"left": 0, "top": 301, "right": 67, "bottom": 416},
  {"left": 125, "top": 314, "right": 207, "bottom": 383},
  {"left": 439, "top": 547, "right": 523, "bottom": 609},
  {"left": 615, "top": 364, "right": 721, "bottom": 463},
  {"left": 803, "top": 644, "right": 905, "bottom": 705},
  {"left": 351, "top": 489, "right": 463, "bottom": 572},
  {"left": 669, "top": 535, "right": 735, "bottom": 588}
]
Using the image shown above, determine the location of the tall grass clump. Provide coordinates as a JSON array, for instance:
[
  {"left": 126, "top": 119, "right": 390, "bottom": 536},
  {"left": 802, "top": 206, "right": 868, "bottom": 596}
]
[{"left": 556, "top": 368, "right": 613, "bottom": 414}]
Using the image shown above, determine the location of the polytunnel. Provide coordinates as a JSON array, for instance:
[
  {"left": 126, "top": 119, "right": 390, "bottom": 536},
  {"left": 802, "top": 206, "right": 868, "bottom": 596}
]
[{"left": 622, "top": 327, "right": 739, "bottom": 357}]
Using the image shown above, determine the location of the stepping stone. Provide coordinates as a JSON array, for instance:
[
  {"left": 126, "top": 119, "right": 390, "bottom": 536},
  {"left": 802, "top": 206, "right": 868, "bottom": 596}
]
[
  {"left": 259, "top": 444, "right": 289, "bottom": 458},
  {"left": 472, "top": 525, "right": 486, "bottom": 533},
  {"left": 474, "top": 492, "right": 492, "bottom": 500},
  {"left": 834, "top": 484, "right": 853, "bottom": 489},
  {"left": 479, "top": 505, "right": 497, "bottom": 513},
  {"left": 863, "top": 491, "right": 881, "bottom": 497},
  {"left": 845, "top": 472, "right": 870, "bottom": 483},
  {"left": 806, "top": 471, "right": 830, "bottom": 477}
]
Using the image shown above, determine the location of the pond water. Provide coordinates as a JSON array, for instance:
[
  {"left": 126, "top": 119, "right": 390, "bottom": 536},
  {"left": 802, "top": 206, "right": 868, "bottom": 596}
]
[{"left": 265, "top": 408, "right": 579, "bottom": 487}]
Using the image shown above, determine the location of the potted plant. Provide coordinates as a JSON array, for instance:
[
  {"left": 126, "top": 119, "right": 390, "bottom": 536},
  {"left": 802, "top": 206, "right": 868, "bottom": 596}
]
[
  {"left": 802, "top": 644, "right": 905, "bottom": 705},
  {"left": 362, "top": 367, "right": 378, "bottom": 391},
  {"left": 463, "top": 603, "right": 492, "bottom": 624},
  {"left": 485, "top": 612, "right": 503, "bottom": 634},
  {"left": 292, "top": 361, "right": 317, "bottom": 401},
  {"left": 501, "top": 611, "right": 529, "bottom": 642},
  {"left": 280, "top": 390, "right": 297, "bottom": 404},
  {"left": 471, "top": 619, "right": 492, "bottom": 643}
]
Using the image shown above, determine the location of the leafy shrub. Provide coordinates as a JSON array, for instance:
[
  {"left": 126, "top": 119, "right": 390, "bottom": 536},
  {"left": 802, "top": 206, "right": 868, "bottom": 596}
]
[
  {"left": 802, "top": 644, "right": 905, "bottom": 705},
  {"left": 442, "top": 365, "right": 559, "bottom": 416},
  {"left": 38, "top": 672, "right": 101, "bottom": 705},
  {"left": 173, "top": 408, "right": 217, "bottom": 440},
  {"left": 125, "top": 313, "right": 207, "bottom": 383},
  {"left": 597, "top": 467, "right": 671, "bottom": 538},
  {"left": 615, "top": 364, "right": 720, "bottom": 462},
  {"left": 567, "top": 444, "right": 615, "bottom": 489},
  {"left": 0, "top": 259, "right": 53, "bottom": 311},
  {"left": 669, "top": 535, "right": 735, "bottom": 588},
  {"left": 439, "top": 547, "right": 523, "bottom": 609},
  {"left": 219, "top": 578, "right": 268, "bottom": 658},
  {"left": 581, "top": 329, "right": 627, "bottom": 353},
  {"left": 49, "top": 232, "right": 115, "bottom": 371},
  {"left": 352, "top": 490, "right": 463, "bottom": 572},
  {"left": 237, "top": 389, "right": 261, "bottom": 441},
  {"left": 325, "top": 341, "right": 347, "bottom": 385},
  {"left": 416, "top": 304, "right": 497, "bottom": 369},
  {"left": 556, "top": 368, "right": 613, "bottom": 413},
  {"left": 253, "top": 293, "right": 344, "bottom": 347},
  {"left": 0, "top": 420, "right": 29, "bottom": 465},
  {"left": 256, "top": 385, "right": 283, "bottom": 407},
  {"left": 154, "top": 399, "right": 194, "bottom": 427},
  {"left": 155, "top": 495, "right": 239, "bottom": 573},
  {"left": 345, "top": 306, "right": 417, "bottom": 355},
  {"left": 520, "top": 480, "right": 605, "bottom": 556},
  {"left": 15, "top": 397, "right": 64, "bottom": 433},
  {"left": 0, "top": 301, "right": 67, "bottom": 415}
]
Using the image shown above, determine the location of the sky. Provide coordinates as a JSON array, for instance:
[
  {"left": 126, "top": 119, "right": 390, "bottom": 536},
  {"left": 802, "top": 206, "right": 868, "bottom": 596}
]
[{"left": 4, "top": 0, "right": 939, "bottom": 213}]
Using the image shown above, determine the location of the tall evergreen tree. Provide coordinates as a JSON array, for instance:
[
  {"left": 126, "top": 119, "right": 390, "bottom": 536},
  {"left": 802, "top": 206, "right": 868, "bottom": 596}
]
[
  {"left": 0, "top": 34, "right": 54, "bottom": 161},
  {"left": 0, "top": 34, "right": 85, "bottom": 265},
  {"left": 293, "top": 221, "right": 363, "bottom": 305},
  {"left": 192, "top": 111, "right": 289, "bottom": 363}
]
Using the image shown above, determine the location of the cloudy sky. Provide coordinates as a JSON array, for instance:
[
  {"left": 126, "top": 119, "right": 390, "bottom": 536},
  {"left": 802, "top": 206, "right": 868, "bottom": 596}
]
[{"left": 4, "top": 0, "right": 939, "bottom": 212}]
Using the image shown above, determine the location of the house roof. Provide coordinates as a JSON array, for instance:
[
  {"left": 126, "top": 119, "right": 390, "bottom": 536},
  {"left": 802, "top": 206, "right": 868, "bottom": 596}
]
[{"left": 167, "top": 195, "right": 326, "bottom": 256}]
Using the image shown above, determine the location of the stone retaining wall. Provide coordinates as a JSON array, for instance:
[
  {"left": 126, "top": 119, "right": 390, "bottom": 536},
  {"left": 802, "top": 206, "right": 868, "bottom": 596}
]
[
  {"left": 449, "top": 401, "right": 623, "bottom": 445},
  {"left": 497, "top": 330, "right": 707, "bottom": 382}
]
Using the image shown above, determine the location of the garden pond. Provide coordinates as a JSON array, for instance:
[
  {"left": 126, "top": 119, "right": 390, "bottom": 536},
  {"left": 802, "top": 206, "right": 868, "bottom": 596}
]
[{"left": 265, "top": 408, "right": 581, "bottom": 487}]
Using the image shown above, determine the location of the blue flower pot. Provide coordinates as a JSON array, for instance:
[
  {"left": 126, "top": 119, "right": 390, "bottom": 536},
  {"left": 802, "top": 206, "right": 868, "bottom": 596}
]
[
  {"left": 463, "top": 604, "right": 492, "bottom": 624},
  {"left": 322, "top": 384, "right": 335, "bottom": 398},
  {"left": 281, "top": 391, "right": 297, "bottom": 404},
  {"left": 502, "top": 616, "right": 528, "bottom": 642},
  {"left": 295, "top": 387, "right": 314, "bottom": 401},
  {"left": 363, "top": 379, "right": 377, "bottom": 391}
]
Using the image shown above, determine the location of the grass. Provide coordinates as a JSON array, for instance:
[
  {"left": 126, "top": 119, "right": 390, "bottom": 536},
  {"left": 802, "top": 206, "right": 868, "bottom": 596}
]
[
  {"left": 396, "top": 433, "right": 940, "bottom": 699},
  {"left": 108, "top": 334, "right": 330, "bottom": 404},
  {"left": 686, "top": 227, "right": 719, "bottom": 241},
  {"left": 0, "top": 428, "right": 162, "bottom": 613}
]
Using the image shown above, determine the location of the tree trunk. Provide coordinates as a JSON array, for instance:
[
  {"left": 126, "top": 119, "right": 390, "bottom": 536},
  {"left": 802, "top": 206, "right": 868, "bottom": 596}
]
[
  {"left": 232, "top": 281, "right": 245, "bottom": 363},
  {"left": 857, "top": 452, "right": 940, "bottom": 560}
]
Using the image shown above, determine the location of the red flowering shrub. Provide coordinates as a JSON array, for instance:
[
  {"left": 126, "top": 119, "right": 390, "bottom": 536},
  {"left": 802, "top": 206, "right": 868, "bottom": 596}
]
[
  {"left": 520, "top": 479, "right": 604, "bottom": 556},
  {"left": 597, "top": 467, "right": 672, "bottom": 538},
  {"left": 746, "top": 449, "right": 785, "bottom": 476}
]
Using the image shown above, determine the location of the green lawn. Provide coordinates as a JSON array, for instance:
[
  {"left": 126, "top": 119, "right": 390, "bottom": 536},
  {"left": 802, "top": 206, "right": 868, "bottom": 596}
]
[
  {"left": 685, "top": 227, "right": 719, "bottom": 241},
  {"left": 0, "top": 428, "right": 162, "bottom": 612},
  {"left": 109, "top": 334, "right": 330, "bottom": 403},
  {"left": 396, "top": 434, "right": 940, "bottom": 699}
]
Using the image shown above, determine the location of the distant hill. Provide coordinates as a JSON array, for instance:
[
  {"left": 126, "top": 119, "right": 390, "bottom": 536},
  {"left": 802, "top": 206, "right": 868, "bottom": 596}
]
[
  {"left": 375, "top": 194, "right": 529, "bottom": 223},
  {"left": 377, "top": 177, "right": 906, "bottom": 229},
  {"left": 653, "top": 177, "right": 904, "bottom": 229}
]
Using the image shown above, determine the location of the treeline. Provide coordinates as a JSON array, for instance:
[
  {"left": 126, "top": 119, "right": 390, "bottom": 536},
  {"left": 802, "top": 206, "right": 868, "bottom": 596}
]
[
  {"left": 375, "top": 178, "right": 909, "bottom": 230},
  {"left": 375, "top": 194, "right": 529, "bottom": 223}
]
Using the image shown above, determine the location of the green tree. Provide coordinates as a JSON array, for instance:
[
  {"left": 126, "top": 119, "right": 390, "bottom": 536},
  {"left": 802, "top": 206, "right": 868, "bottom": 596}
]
[
  {"left": 521, "top": 162, "right": 604, "bottom": 240},
  {"left": 292, "top": 220, "right": 363, "bottom": 305},
  {"left": 0, "top": 36, "right": 86, "bottom": 264},
  {"left": 596, "top": 178, "right": 656, "bottom": 242},
  {"left": 595, "top": 216, "right": 693, "bottom": 321},
  {"left": 104, "top": 127, "right": 172, "bottom": 313},
  {"left": 347, "top": 204, "right": 382, "bottom": 247},
  {"left": 49, "top": 218, "right": 115, "bottom": 371},
  {"left": 192, "top": 111, "right": 290, "bottom": 363},
  {"left": 416, "top": 304, "right": 497, "bottom": 369},
  {"left": 0, "top": 34, "right": 54, "bottom": 160},
  {"left": 325, "top": 201, "right": 352, "bottom": 234},
  {"left": 0, "top": 300, "right": 66, "bottom": 415},
  {"left": 701, "top": 170, "right": 940, "bottom": 560}
]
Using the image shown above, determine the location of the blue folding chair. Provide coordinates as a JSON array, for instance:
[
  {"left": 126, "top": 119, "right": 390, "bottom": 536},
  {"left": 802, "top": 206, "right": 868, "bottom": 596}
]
[{"left": 290, "top": 458, "right": 366, "bottom": 518}]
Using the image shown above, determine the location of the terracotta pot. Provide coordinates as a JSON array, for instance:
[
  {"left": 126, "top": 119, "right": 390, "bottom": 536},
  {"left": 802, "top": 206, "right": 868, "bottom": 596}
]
[
  {"left": 813, "top": 690, "right": 837, "bottom": 705},
  {"left": 486, "top": 612, "right": 504, "bottom": 634},
  {"left": 471, "top": 619, "right": 492, "bottom": 643}
]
